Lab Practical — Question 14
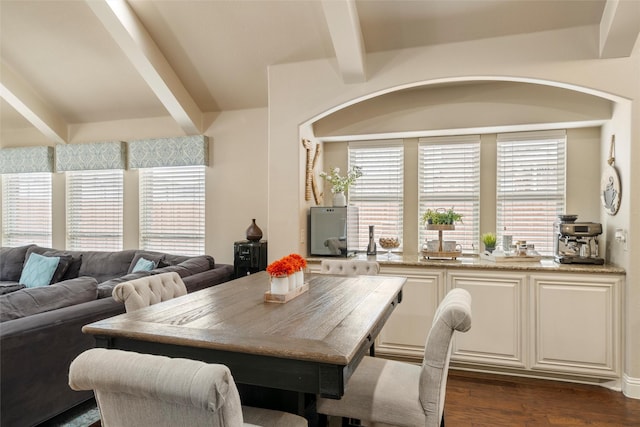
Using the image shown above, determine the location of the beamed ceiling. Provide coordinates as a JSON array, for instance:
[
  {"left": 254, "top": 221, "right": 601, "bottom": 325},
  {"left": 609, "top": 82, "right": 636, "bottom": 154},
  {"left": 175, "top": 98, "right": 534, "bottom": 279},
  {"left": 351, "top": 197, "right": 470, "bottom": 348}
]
[{"left": 1, "top": 0, "right": 638, "bottom": 145}]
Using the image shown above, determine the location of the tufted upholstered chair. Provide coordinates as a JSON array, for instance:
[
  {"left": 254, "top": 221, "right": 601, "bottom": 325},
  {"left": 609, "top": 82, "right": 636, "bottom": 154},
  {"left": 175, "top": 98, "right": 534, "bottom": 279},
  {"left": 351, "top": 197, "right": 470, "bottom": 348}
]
[
  {"left": 69, "top": 348, "right": 308, "bottom": 427},
  {"left": 112, "top": 272, "right": 187, "bottom": 313},
  {"left": 319, "top": 259, "right": 380, "bottom": 276},
  {"left": 317, "top": 288, "right": 472, "bottom": 427}
]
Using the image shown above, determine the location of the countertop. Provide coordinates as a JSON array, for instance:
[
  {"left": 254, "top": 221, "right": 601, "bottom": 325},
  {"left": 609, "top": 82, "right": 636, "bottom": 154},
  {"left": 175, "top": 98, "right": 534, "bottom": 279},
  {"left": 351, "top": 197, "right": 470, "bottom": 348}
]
[{"left": 307, "top": 253, "right": 626, "bottom": 275}]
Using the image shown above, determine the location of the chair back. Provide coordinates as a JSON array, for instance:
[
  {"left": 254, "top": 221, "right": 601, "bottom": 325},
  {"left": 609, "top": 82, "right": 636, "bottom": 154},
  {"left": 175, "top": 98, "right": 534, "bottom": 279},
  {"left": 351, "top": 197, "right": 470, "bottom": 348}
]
[
  {"left": 319, "top": 259, "right": 380, "bottom": 276},
  {"left": 419, "top": 288, "right": 472, "bottom": 424},
  {"left": 112, "top": 272, "right": 187, "bottom": 312},
  {"left": 69, "top": 348, "right": 244, "bottom": 427}
]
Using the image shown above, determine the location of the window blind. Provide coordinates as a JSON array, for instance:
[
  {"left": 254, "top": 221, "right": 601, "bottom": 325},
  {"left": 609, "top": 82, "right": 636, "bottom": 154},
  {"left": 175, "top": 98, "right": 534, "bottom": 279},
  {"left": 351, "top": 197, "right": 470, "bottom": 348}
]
[
  {"left": 418, "top": 136, "right": 480, "bottom": 253},
  {"left": 348, "top": 141, "right": 404, "bottom": 251},
  {"left": 67, "top": 170, "right": 123, "bottom": 251},
  {"left": 496, "top": 130, "right": 566, "bottom": 255},
  {"left": 139, "top": 166, "right": 205, "bottom": 256},
  {"left": 1, "top": 173, "right": 52, "bottom": 247}
]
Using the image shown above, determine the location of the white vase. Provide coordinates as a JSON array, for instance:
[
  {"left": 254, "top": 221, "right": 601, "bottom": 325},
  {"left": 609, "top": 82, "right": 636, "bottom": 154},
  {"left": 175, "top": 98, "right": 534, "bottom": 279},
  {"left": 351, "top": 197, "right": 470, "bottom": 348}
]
[
  {"left": 288, "top": 274, "right": 296, "bottom": 292},
  {"left": 332, "top": 192, "right": 346, "bottom": 206},
  {"left": 270, "top": 276, "right": 289, "bottom": 294},
  {"left": 295, "top": 270, "right": 304, "bottom": 288}
]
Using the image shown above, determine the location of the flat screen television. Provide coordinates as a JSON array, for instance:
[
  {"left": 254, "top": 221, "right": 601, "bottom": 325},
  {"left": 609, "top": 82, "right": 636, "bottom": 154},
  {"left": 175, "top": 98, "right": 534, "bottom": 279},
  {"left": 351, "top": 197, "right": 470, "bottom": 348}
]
[{"left": 309, "top": 207, "right": 359, "bottom": 257}]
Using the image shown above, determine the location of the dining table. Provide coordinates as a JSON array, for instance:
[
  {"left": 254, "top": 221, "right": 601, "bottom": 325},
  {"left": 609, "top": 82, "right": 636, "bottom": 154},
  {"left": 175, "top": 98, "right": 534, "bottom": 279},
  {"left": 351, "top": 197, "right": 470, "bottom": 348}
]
[{"left": 82, "top": 271, "right": 405, "bottom": 421}]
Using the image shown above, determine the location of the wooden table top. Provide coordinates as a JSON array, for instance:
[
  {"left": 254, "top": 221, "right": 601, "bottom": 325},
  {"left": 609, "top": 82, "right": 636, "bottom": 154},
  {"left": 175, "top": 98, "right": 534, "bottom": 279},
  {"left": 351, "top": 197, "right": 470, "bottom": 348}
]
[{"left": 83, "top": 272, "right": 406, "bottom": 366}]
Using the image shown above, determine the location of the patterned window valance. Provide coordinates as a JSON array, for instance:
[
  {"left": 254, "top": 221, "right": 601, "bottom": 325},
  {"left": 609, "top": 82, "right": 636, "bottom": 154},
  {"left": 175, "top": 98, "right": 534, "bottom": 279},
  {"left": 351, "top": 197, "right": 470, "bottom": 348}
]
[
  {"left": 128, "top": 136, "right": 209, "bottom": 169},
  {"left": 0, "top": 146, "right": 54, "bottom": 174},
  {"left": 56, "top": 141, "right": 126, "bottom": 172}
]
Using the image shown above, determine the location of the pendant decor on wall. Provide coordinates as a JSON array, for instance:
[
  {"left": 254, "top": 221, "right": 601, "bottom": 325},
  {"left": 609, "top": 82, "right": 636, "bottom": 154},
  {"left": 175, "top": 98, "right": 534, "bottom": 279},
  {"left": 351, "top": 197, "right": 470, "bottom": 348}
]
[
  {"left": 600, "top": 135, "right": 621, "bottom": 216},
  {"left": 302, "top": 139, "right": 322, "bottom": 205}
]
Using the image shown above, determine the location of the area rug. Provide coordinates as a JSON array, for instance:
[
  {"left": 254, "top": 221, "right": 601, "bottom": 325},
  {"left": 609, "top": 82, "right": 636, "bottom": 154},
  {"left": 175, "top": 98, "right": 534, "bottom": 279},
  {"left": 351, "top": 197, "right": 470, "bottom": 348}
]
[{"left": 38, "top": 398, "right": 100, "bottom": 427}]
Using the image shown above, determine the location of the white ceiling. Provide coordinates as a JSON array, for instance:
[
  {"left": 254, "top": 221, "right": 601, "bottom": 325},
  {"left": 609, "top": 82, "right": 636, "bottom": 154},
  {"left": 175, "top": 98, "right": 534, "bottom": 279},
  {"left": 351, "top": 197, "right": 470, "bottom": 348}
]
[{"left": 1, "top": 0, "right": 637, "bottom": 143}]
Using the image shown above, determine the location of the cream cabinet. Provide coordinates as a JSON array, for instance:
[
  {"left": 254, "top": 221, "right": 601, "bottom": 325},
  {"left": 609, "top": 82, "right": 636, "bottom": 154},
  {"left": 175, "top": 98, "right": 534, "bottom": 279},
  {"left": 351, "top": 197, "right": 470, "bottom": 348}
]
[
  {"left": 529, "top": 273, "right": 621, "bottom": 379},
  {"left": 448, "top": 270, "right": 527, "bottom": 368},
  {"left": 305, "top": 257, "right": 623, "bottom": 385},
  {"left": 374, "top": 266, "right": 444, "bottom": 359}
]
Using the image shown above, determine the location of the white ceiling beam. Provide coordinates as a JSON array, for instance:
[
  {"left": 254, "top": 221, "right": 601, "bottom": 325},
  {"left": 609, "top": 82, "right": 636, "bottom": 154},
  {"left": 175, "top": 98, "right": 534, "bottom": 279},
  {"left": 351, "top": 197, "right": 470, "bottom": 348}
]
[
  {"left": 0, "top": 60, "right": 67, "bottom": 144},
  {"left": 600, "top": 0, "right": 640, "bottom": 58},
  {"left": 321, "top": 0, "right": 367, "bottom": 84},
  {"left": 87, "top": 0, "right": 202, "bottom": 134}
]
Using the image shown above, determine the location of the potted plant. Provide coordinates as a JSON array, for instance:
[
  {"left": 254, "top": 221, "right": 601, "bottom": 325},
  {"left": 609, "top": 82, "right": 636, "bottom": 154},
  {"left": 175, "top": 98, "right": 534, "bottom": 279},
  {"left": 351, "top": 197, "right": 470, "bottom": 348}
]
[
  {"left": 319, "top": 166, "right": 363, "bottom": 206},
  {"left": 421, "top": 208, "right": 463, "bottom": 226},
  {"left": 482, "top": 232, "right": 497, "bottom": 253}
]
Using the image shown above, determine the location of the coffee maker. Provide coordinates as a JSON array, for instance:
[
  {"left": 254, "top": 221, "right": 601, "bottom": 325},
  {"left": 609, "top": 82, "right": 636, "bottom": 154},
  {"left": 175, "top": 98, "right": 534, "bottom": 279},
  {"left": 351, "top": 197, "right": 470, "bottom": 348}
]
[{"left": 554, "top": 215, "right": 604, "bottom": 265}]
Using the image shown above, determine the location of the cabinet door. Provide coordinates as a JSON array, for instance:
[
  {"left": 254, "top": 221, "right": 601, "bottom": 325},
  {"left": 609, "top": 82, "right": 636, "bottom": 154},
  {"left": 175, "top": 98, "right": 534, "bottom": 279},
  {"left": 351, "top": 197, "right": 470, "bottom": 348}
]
[
  {"left": 449, "top": 271, "right": 527, "bottom": 368},
  {"left": 375, "top": 267, "right": 444, "bottom": 360},
  {"left": 530, "top": 274, "right": 621, "bottom": 378}
]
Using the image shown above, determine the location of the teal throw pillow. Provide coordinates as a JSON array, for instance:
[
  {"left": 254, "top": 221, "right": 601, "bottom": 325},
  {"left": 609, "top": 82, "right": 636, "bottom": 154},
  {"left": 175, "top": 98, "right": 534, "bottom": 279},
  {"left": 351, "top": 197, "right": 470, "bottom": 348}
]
[
  {"left": 19, "top": 253, "right": 60, "bottom": 288},
  {"left": 131, "top": 257, "right": 156, "bottom": 273}
]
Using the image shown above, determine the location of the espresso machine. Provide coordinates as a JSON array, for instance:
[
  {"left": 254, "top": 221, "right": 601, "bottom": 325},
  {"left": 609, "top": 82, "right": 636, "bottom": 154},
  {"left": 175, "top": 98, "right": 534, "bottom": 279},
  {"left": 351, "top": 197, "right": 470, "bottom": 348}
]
[{"left": 554, "top": 216, "right": 604, "bottom": 264}]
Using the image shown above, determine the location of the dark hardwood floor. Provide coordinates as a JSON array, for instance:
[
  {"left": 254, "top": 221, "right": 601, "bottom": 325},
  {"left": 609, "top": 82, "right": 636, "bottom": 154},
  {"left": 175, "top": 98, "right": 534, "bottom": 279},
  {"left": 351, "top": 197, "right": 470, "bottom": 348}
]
[{"left": 445, "top": 371, "right": 640, "bottom": 426}]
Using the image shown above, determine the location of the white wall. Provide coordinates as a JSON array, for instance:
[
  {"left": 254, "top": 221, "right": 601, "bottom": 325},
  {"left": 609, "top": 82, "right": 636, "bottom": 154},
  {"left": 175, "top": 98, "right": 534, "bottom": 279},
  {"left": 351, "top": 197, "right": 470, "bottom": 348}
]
[{"left": 267, "top": 25, "right": 639, "bottom": 395}]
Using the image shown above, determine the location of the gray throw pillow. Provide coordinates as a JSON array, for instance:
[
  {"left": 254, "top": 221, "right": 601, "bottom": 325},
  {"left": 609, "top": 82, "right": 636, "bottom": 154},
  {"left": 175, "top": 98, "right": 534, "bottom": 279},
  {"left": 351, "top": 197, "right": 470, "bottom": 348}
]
[
  {"left": 0, "top": 245, "right": 35, "bottom": 281},
  {"left": 0, "top": 276, "right": 98, "bottom": 322}
]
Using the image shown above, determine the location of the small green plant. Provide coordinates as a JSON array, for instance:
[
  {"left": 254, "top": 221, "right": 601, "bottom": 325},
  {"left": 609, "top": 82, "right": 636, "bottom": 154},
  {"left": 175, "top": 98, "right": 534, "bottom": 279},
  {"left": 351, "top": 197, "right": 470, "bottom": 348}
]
[
  {"left": 482, "top": 232, "right": 497, "bottom": 247},
  {"left": 421, "top": 208, "right": 463, "bottom": 225}
]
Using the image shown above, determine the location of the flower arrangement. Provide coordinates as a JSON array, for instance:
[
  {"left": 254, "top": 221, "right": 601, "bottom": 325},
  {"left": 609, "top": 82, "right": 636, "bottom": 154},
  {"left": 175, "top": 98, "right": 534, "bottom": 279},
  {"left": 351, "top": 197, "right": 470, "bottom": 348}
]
[
  {"left": 286, "top": 253, "right": 307, "bottom": 271},
  {"left": 266, "top": 258, "right": 295, "bottom": 278},
  {"left": 266, "top": 254, "right": 306, "bottom": 278},
  {"left": 319, "top": 166, "right": 363, "bottom": 194}
]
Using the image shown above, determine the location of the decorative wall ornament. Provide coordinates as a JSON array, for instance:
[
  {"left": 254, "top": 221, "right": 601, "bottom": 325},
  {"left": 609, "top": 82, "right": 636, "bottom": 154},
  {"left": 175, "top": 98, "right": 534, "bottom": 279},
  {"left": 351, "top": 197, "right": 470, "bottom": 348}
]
[
  {"left": 128, "top": 135, "right": 208, "bottom": 169},
  {"left": 56, "top": 141, "right": 126, "bottom": 171},
  {"left": 601, "top": 135, "right": 621, "bottom": 216},
  {"left": 0, "top": 146, "right": 54, "bottom": 174},
  {"left": 301, "top": 139, "right": 322, "bottom": 205}
]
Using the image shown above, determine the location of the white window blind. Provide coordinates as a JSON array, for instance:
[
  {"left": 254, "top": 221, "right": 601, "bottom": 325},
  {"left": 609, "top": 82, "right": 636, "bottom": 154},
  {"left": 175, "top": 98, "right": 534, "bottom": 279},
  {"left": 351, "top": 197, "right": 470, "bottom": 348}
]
[
  {"left": 348, "top": 141, "right": 404, "bottom": 252},
  {"left": 67, "top": 170, "right": 123, "bottom": 251},
  {"left": 497, "top": 130, "right": 566, "bottom": 255},
  {"left": 2, "top": 173, "right": 52, "bottom": 247},
  {"left": 418, "top": 136, "right": 480, "bottom": 253},
  {"left": 139, "top": 166, "right": 205, "bottom": 256}
]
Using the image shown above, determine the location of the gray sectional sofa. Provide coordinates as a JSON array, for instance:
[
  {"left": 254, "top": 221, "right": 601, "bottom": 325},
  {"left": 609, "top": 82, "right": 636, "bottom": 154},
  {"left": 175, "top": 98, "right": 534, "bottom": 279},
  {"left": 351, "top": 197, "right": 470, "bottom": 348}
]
[{"left": 0, "top": 244, "right": 234, "bottom": 427}]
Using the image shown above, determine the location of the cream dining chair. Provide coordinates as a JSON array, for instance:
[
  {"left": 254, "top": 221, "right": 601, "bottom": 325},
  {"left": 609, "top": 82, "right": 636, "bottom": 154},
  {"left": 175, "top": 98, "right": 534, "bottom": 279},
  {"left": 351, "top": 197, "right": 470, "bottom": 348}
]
[
  {"left": 317, "top": 288, "right": 472, "bottom": 427},
  {"left": 319, "top": 259, "right": 380, "bottom": 276},
  {"left": 69, "top": 348, "right": 308, "bottom": 427},
  {"left": 320, "top": 258, "right": 381, "bottom": 357},
  {"left": 112, "top": 272, "right": 187, "bottom": 312}
]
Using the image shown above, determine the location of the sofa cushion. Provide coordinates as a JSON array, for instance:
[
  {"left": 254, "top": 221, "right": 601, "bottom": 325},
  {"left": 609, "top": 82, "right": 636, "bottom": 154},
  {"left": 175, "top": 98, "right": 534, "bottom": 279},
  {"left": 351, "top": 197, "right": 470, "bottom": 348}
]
[
  {"left": 27, "top": 246, "right": 85, "bottom": 281},
  {"left": 127, "top": 252, "right": 165, "bottom": 274},
  {"left": 19, "top": 253, "right": 60, "bottom": 288},
  {"left": 0, "top": 283, "right": 26, "bottom": 295},
  {"left": 48, "top": 254, "right": 73, "bottom": 284},
  {"left": 44, "top": 251, "right": 82, "bottom": 281},
  {"left": 0, "top": 245, "right": 35, "bottom": 281},
  {"left": 97, "top": 270, "right": 153, "bottom": 299},
  {"left": 176, "top": 255, "right": 215, "bottom": 275},
  {"left": 0, "top": 276, "right": 98, "bottom": 322},
  {"left": 131, "top": 257, "right": 156, "bottom": 273},
  {"left": 77, "top": 250, "right": 137, "bottom": 284}
]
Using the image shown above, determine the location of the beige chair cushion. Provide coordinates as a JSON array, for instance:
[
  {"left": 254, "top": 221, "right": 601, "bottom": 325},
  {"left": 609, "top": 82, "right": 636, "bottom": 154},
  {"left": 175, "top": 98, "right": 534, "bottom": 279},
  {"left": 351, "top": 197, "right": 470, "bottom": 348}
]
[
  {"left": 112, "top": 271, "right": 187, "bottom": 312},
  {"left": 69, "top": 348, "right": 307, "bottom": 427},
  {"left": 317, "top": 288, "right": 472, "bottom": 427},
  {"left": 320, "top": 259, "right": 380, "bottom": 276}
]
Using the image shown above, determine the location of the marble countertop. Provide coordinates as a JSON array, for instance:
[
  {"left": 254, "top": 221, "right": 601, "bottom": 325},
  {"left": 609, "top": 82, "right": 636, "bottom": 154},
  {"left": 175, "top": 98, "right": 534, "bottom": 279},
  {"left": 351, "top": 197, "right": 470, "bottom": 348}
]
[{"left": 307, "top": 253, "right": 626, "bottom": 275}]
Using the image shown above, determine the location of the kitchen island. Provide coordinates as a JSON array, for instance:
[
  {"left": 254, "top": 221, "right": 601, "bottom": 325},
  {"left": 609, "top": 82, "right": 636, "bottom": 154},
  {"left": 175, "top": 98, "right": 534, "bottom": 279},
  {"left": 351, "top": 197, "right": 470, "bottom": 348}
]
[{"left": 307, "top": 254, "right": 625, "bottom": 391}]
